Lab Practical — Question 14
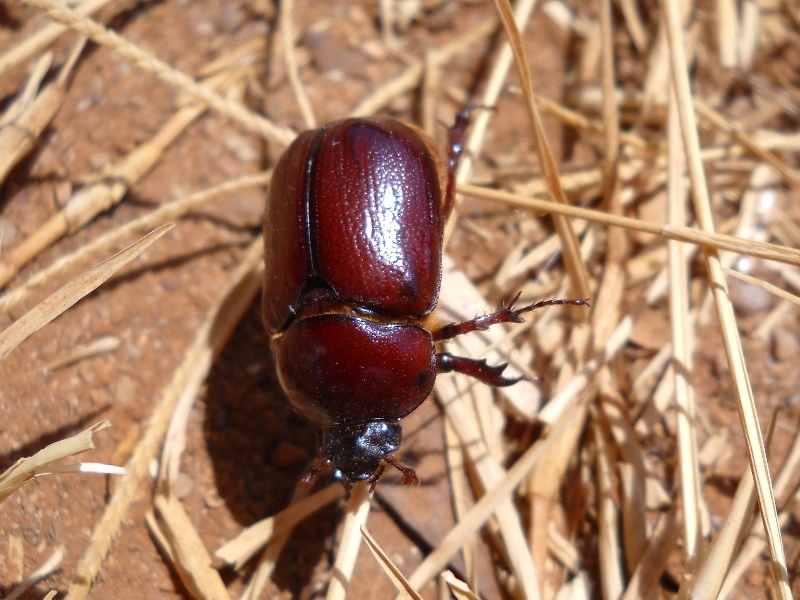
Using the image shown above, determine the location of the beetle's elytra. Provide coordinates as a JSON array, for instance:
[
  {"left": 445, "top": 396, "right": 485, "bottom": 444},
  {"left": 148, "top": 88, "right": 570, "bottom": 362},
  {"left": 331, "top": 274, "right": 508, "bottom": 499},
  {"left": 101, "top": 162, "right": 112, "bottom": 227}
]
[{"left": 263, "top": 109, "right": 588, "bottom": 489}]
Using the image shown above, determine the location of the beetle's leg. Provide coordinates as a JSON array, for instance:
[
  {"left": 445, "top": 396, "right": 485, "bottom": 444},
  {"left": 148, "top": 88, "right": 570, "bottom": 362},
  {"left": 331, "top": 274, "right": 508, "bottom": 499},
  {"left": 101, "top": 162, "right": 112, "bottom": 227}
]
[
  {"left": 437, "top": 353, "right": 541, "bottom": 387},
  {"left": 433, "top": 293, "right": 589, "bottom": 342},
  {"left": 434, "top": 295, "right": 588, "bottom": 386},
  {"left": 383, "top": 455, "right": 419, "bottom": 487},
  {"left": 299, "top": 456, "right": 332, "bottom": 488},
  {"left": 443, "top": 106, "right": 493, "bottom": 219},
  {"left": 365, "top": 462, "right": 386, "bottom": 493}
]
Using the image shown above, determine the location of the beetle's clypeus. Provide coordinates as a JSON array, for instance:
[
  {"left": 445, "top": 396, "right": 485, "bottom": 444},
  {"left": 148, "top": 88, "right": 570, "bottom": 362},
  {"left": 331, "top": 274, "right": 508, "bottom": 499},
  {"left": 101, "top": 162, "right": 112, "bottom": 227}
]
[{"left": 262, "top": 109, "right": 588, "bottom": 489}]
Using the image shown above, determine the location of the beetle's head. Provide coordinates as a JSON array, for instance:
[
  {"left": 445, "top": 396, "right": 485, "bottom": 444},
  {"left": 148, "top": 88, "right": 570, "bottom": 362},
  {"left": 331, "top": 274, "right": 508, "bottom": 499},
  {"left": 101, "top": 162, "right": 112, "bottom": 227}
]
[
  {"left": 299, "top": 421, "right": 418, "bottom": 490},
  {"left": 324, "top": 421, "right": 401, "bottom": 484}
]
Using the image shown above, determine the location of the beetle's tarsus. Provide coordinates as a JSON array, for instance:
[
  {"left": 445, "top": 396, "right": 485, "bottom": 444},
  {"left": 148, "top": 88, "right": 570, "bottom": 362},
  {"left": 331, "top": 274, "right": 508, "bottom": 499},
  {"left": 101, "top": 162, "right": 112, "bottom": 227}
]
[{"left": 384, "top": 455, "right": 419, "bottom": 486}]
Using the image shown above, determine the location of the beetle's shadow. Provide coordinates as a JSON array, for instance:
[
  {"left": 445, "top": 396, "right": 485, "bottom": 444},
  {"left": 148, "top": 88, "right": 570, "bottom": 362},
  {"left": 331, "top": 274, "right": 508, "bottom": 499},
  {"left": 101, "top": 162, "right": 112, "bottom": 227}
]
[{"left": 203, "top": 298, "right": 340, "bottom": 595}]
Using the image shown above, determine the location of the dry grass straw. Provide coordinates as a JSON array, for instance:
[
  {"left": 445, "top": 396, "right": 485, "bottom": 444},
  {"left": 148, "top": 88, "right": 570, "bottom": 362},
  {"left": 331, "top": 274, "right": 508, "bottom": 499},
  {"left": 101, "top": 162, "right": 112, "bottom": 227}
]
[
  {"left": 667, "top": 90, "right": 703, "bottom": 563},
  {"left": 22, "top": 0, "right": 295, "bottom": 146},
  {"left": 442, "top": 418, "right": 476, "bottom": 588},
  {"left": 0, "top": 224, "right": 172, "bottom": 360},
  {"left": 147, "top": 494, "right": 230, "bottom": 600},
  {"left": 0, "top": 41, "right": 80, "bottom": 185},
  {"left": 0, "top": 40, "right": 263, "bottom": 289},
  {"left": 493, "top": 0, "right": 590, "bottom": 302},
  {"left": 406, "top": 393, "right": 591, "bottom": 593},
  {"left": 215, "top": 484, "right": 343, "bottom": 569},
  {"left": 0, "top": 172, "right": 271, "bottom": 314},
  {"left": 350, "top": 16, "right": 497, "bottom": 120},
  {"left": 694, "top": 99, "right": 800, "bottom": 190},
  {"left": 435, "top": 358, "right": 544, "bottom": 599},
  {"left": 593, "top": 416, "right": 624, "bottom": 598},
  {"left": 361, "top": 525, "right": 423, "bottom": 600},
  {"left": 66, "top": 240, "right": 263, "bottom": 600},
  {"left": 719, "top": 423, "right": 800, "bottom": 596},
  {"left": 441, "top": 0, "right": 531, "bottom": 246},
  {"left": 441, "top": 570, "right": 482, "bottom": 600},
  {"left": 457, "top": 184, "right": 800, "bottom": 268},
  {"left": 725, "top": 268, "right": 800, "bottom": 307},
  {"left": 661, "top": 2, "right": 789, "bottom": 598},
  {"left": 234, "top": 487, "right": 307, "bottom": 600},
  {"left": 4, "top": 547, "right": 64, "bottom": 600},
  {"left": 41, "top": 334, "right": 120, "bottom": 372},
  {"left": 327, "top": 482, "right": 372, "bottom": 600},
  {"left": 620, "top": 507, "right": 680, "bottom": 600},
  {"left": 0, "top": 420, "right": 121, "bottom": 503},
  {"left": 5, "top": 0, "right": 800, "bottom": 597},
  {"left": 0, "top": 0, "right": 119, "bottom": 78},
  {"left": 279, "top": 0, "right": 316, "bottom": 130}
]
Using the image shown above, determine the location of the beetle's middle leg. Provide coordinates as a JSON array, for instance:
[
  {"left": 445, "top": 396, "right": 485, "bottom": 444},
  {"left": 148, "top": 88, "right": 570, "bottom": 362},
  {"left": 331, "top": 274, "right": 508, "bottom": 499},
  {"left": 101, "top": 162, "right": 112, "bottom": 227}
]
[{"left": 436, "top": 353, "right": 535, "bottom": 386}]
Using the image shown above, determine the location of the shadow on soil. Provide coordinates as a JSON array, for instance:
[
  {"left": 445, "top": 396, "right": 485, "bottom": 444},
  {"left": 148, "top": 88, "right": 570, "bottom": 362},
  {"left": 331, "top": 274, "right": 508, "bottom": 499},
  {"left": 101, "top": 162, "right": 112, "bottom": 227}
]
[{"left": 203, "top": 298, "right": 340, "bottom": 596}]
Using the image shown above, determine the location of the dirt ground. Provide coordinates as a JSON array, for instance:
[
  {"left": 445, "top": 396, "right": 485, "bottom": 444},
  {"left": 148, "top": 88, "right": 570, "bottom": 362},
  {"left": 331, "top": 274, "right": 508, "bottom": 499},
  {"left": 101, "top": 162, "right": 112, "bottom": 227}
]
[{"left": 1, "top": 0, "right": 800, "bottom": 599}]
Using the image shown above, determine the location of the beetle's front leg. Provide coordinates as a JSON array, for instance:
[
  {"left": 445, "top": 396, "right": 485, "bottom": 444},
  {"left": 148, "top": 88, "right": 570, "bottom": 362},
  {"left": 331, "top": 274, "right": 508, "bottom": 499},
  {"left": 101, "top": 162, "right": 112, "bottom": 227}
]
[
  {"left": 432, "top": 293, "right": 589, "bottom": 342},
  {"left": 383, "top": 456, "right": 419, "bottom": 487},
  {"left": 299, "top": 455, "right": 333, "bottom": 488}
]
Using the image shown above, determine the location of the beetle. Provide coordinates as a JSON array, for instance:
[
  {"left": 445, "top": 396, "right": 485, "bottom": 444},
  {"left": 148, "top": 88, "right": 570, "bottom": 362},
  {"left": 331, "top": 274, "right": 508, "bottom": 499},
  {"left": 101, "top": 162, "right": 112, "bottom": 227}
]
[{"left": 262, "top": 108, "right": 587, "bottom": 489}]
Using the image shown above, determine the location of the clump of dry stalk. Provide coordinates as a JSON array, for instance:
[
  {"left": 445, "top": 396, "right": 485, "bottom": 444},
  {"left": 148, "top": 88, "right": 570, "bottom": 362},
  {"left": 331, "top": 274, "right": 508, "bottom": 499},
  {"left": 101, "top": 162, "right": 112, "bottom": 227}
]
[{"left": 1, "top": 0, "right": 799, "bottom": 598}]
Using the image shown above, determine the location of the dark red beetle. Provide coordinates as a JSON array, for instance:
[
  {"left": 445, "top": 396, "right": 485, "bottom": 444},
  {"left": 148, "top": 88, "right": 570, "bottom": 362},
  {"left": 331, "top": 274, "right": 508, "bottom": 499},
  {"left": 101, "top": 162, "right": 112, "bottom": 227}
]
[{"left": 263, "top": 109, "right": 586, "bottom": 488}]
